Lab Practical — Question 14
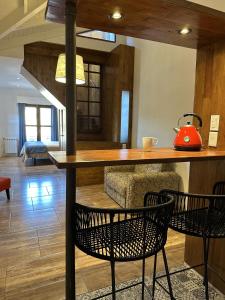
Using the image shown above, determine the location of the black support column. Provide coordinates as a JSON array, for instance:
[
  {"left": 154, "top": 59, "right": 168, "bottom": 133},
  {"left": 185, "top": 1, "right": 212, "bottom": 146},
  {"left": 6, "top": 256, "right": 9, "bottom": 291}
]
[{"left": 65, "top": 0, "right": 76, "bottom": 299}]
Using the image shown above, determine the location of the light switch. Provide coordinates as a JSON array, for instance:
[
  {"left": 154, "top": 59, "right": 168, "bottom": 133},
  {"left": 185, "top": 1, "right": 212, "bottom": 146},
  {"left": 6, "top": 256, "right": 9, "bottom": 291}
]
[
  {"left": 210, "top": 115, "right": 220, "bottom": 131},
  {"left": 208, "top": 131, "right": 218, "bottom": 147}
]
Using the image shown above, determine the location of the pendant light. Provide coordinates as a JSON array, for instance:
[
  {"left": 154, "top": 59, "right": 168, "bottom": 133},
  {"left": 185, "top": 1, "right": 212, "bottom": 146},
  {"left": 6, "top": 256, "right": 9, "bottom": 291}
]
[{"left": 55, "top": 53, "right": 85, "bottom": 85}]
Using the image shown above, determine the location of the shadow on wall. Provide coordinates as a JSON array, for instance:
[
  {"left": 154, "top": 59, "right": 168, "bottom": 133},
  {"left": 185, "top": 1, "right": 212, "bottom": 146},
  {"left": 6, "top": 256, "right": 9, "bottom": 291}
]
[{"left": 175, "top": 162, "right": 190, "bottom": 192}]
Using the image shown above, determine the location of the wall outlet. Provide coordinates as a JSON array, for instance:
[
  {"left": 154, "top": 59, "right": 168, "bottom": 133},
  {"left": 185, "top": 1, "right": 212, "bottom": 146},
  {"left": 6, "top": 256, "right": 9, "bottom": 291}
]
[
  {"left": 210, "top": 115, "right": 220, "bottom": 131},
  {"left": 208, "top": 131, "right": 218, "bottom": 147}
]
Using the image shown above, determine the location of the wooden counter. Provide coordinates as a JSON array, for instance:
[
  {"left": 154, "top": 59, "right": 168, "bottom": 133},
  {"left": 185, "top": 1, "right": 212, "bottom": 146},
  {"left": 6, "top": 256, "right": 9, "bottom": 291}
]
[
  {"left": 49, "top": 147, "right": 225, "bottom": 169},
  {"left": 50, "top": 147, "right": 225, "bottom": 296}
]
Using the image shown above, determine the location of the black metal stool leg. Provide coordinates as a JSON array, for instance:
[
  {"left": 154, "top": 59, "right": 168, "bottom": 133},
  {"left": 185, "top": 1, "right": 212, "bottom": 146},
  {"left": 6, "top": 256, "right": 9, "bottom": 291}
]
[
  {"left": 142, "top": 258, "right": 146, "bottom": 300},
  {"left": 152, "top": 254, "right": 157, "bottom": 299},
  {"left": 162, "top": 247, "right": 174, "bottom": 300},
  {"left": 6, "top": 189, "right": 10, "bottom": 200},
  {"left": 111, "top": 260, "right": 116, "bottom": 300},
  {"left": 203, "top": 237, "right": 209, "bottom": 300}
]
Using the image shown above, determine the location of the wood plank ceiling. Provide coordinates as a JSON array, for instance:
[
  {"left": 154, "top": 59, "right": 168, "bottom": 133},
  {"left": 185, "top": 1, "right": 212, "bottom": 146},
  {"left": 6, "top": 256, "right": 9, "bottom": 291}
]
[{"left": 45, "top": 0, "right": 225, "bottom": 49}]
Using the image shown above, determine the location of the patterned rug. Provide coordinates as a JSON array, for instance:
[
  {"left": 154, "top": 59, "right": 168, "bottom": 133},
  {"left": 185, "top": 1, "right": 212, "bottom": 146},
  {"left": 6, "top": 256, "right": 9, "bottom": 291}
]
[{"left": 77, "top": 265, "right": 225, "bottom": 299}]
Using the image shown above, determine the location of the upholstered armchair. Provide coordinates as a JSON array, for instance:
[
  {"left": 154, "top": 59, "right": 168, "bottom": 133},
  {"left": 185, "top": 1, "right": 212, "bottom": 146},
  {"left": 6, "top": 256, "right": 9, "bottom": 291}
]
[{"left": 104, "top": 163, "right": 181, "bottom": 208}]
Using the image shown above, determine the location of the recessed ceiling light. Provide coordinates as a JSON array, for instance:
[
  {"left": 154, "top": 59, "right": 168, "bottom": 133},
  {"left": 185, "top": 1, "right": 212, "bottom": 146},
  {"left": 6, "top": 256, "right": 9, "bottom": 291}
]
[
  {"left": 109, "top": 11, "right": 123, "bottom": 20},
  {"left": 16, "top": 77, "right": 20, "bottom": 80},
  {"left": 178, "top": 27, "right": 192, "bottom": 35}
]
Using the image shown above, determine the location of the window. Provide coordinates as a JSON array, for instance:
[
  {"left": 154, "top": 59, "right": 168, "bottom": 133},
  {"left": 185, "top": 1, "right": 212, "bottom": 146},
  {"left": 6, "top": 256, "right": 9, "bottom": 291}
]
[
  {"left": 25, "top": 105, "right": 52, "bottom": 142},
  {"left": 120, "top": 91, "right": 130, "bottom": 144},
  {"left": 77, "top": 30, "right": 116, "bottom": 43},
  {"left": 77, "top": 63, "right": 102, "bottom": 134}
]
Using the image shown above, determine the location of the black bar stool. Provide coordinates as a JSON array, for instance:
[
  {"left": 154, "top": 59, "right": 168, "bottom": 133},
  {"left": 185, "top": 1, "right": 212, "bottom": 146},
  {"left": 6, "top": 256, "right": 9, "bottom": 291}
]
[
  {"left": 154, "top": 190, "right": 225, "bottom": 300},
  {"left": 74, "top": 193, "right": 175, "bottom": 299},
  {"left": 213, "top": 181, "right": 225, "bottom": 195}
]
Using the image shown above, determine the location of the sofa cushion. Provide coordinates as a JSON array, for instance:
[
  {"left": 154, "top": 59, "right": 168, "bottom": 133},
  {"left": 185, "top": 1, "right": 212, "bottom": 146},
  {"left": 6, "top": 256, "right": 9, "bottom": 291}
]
[
  {"left": 134, "top": 164, "right": 162, "bottom": 173},
  {"left": 105, "top": 172, "right": 134, "bottom": 198}
]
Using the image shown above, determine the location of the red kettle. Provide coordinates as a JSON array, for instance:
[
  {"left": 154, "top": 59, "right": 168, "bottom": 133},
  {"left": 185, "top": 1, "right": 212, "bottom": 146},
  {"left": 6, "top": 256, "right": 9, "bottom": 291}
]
[{"left": 173, "top": 113, "right": 203, "bottom": 151}]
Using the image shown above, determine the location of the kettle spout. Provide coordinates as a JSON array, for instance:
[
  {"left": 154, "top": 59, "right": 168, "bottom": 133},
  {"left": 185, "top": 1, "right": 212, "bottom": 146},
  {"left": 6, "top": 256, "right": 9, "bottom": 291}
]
[{"left": 173, "top": 127, "right": 180, "bottom": 133}]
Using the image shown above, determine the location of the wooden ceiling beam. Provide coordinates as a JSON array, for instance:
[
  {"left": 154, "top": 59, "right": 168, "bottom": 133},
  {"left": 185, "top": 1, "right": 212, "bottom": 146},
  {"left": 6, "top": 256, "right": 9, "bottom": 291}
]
[{"left": 45, "top": 0, "right": 225, "bottom": 49}]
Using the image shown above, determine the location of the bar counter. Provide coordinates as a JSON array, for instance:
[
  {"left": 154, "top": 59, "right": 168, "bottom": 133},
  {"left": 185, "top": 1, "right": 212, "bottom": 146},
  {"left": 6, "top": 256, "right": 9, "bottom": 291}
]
[
  {"left": 49, "top": 147, "right": 225, "bottom": 296},
  {"left": 49, "top": 147, "right": 225, "bottom": 169}
]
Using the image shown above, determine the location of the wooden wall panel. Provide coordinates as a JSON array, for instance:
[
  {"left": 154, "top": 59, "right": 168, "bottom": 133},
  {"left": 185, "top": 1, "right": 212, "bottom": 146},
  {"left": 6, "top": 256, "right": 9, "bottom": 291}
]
[
  {"left": 76, "top": 141, "right": 121, "bottom": 186},
  {"left": 102, "top": 44, "right": 134, "bottom": 146},
  {"left": 23, "top": 42, "right": 109, "bottom": 108},
  {"left": 186, "top": 41, "right": 225, "bottom": 293},
  {"left": 23, "top": 42, "right": 134, "bottom": 145}
]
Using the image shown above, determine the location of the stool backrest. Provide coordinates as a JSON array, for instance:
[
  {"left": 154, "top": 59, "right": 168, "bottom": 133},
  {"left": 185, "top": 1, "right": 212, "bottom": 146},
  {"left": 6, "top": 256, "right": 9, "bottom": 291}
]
[
  {"left": 74, "top": 193, "right": 174, "bottom": 261},
  {"left": 213, "top": 181, "right": 225, "bottom": 195},
  {"left": 160, "top": 189, "right": 225, "bottom": 237}
]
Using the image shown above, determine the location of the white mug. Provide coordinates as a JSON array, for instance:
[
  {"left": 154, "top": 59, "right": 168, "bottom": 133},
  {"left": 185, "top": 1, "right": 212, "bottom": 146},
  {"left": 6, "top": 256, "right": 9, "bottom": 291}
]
[{"left": 142, "top": 137, "right": 158, "bottom": 150}]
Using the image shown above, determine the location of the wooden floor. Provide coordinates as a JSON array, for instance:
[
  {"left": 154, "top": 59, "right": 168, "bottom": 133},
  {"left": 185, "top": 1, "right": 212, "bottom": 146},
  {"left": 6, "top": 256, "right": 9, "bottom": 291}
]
[{"left": 0, "top": 157, "right": 185, "bottom": 300}]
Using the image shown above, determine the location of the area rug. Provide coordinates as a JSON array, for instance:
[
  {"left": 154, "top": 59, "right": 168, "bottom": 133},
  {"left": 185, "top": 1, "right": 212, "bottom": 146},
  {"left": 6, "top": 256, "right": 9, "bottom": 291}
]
[{"left": 77, "top": 265, "right": 225, "bottom": 299}]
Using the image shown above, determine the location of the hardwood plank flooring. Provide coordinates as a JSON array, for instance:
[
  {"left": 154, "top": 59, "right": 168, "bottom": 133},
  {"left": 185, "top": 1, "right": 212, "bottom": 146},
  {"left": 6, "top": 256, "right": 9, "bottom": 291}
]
[{"left": 0, "top": 157, "right": 185, "bottom": 299}]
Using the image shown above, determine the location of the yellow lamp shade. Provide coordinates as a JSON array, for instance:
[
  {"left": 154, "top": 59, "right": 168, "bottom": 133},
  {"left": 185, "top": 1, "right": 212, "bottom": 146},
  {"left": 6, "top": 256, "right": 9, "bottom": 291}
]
[{"left": 55, "top": 53, "right": 85, "bottom": 85}]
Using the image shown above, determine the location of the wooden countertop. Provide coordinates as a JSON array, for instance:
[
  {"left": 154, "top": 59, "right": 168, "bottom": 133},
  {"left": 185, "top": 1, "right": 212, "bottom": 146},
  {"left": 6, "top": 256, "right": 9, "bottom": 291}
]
[{"left": 49, "top": 148, "right": 225, "bottom": 169}]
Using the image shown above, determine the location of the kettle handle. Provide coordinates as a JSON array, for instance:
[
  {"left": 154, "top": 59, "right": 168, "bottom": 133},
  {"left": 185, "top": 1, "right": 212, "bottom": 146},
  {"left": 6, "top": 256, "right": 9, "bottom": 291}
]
[{"left": 178, "top": 113, "right": 202, "bottom": 127}]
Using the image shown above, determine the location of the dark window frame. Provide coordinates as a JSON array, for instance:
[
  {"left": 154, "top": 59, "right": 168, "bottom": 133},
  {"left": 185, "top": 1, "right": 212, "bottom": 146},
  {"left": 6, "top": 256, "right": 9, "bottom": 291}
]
[
  {"left": 77, "top": 62, "right": 102, "bottom": 135},
  {"left": 25, "top": 104, "right": 52, "bottom": 142}
]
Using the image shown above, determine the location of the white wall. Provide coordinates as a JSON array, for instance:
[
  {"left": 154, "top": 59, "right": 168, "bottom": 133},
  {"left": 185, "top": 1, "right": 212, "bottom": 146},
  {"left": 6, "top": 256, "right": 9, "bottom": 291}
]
[
  {"left": 0, "top": 88, "right": 50, "bottom": 156},
  {"left": 129, "top": 38, "right": 197, "bottom": 148},
  {"left": 188, "top": 0, "right": 225, "bottom": 12},
  {"left": 128, "top": 37, "right": 197, "bottom": 191}
]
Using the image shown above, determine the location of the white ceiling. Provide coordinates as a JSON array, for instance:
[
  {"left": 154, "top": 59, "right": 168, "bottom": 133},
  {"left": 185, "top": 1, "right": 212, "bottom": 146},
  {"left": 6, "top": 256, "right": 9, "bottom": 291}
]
[
  {"left": 0, "top": 56, "right": 39, "bottom": 92},
  {"left": 188, "top": 0, "right": 225, "bottom": 12}
]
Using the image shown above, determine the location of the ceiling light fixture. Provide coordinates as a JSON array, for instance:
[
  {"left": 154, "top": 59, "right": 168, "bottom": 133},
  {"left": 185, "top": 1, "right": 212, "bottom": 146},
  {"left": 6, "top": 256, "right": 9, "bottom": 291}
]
[
  {"left": 110, "top": 11, "right": 123, "bottom": 20},
  {"left": 178, "top": 27, "right": 192, "bottom": 35}
]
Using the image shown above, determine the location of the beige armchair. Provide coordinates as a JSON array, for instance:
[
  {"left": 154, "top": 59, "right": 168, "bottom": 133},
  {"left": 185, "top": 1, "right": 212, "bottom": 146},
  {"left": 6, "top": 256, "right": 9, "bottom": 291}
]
[{"left": 104, "top": 163, "right": 181, "bottom": 208}]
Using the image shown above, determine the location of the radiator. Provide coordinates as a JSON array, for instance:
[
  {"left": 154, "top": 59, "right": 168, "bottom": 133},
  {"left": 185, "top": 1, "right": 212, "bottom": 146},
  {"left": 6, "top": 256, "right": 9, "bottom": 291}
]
[{"left": 3, "top": 137, "right": 18, "bottom": 155}]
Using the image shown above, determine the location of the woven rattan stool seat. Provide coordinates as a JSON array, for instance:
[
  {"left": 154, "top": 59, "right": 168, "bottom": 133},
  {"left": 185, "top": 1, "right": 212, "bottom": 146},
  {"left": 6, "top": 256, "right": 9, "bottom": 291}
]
[
  {"left": 76, "top": 217, "right": 163, "bottom": 261},
  {"left": 170, "top": 208, "right": 225, "bottom": 238}
]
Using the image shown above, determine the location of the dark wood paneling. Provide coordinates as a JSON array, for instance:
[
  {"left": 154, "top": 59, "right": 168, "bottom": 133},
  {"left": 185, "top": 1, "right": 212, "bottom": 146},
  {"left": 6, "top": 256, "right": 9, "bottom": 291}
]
[
  {"left": 102, "top": 44, "right": 134, "bottom": 145},
  {"left": 46, "top": 0, "right": 225, "bottom": 49},
  {"left": 186, "top": 41, "right": 225, "bottom": 293},
  {"left": 76, "top": 141, "right": 122, "bottom": 186},
  {"left": 23, "top": 42, "right": 110, "bottom": 108},
  {"left": 23, "top": 42, "right": 134, "bottom": 144}
]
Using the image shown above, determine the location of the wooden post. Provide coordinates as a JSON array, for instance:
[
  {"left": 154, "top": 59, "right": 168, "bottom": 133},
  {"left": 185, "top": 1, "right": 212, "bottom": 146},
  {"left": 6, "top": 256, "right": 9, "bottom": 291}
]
[{"left": 65, "top": 0, "right": 76, "bottom": 299}]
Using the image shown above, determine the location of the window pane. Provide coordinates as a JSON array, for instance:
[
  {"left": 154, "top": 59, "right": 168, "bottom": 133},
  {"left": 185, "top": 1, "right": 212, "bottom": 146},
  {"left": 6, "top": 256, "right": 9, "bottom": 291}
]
[
  {"left": 77, "top": 87, "right": 88, "bottom": 101},
  {"left": 89, "top": 117, "right": 101, "bottom": 132},
  {"left": 89, "top": 64, "right": 100, "bottom": 73},
  {"left": 25, "top": 107, "right": 37, "bottom": 125},
  {"left": 84, "top": 72, "right": 88, "bottom": 86},
  {"left": 26, "top": 126, "right": 37, "bottom": 141},
  {"left": 89, "top": 88, "right": 100, "bottom": 102},
  {"left": 41, "top": 127, "right": 51, "bottom": 142},
  {"left": 84, "top": 64, "right": 88, "bottom": 71},
  {"left": 77, "top": 30, "right": 116, "bottom": 42},
  {"left": 77, "top": 117, "right": 89, "bottom": 133},
  {"left": 77, "top": 102, "right": 88, "bottom": 116},
  {"left": 40, "top": 107, "right": 51, "bottom": 126},
  {"left": 89, "top": 73, "right": 100, "bottom": 87},
  {"left": 90, "top": 103, "right": 100, "bottom": 116},
  {"left": 120, "top": 91, "right": 130, "bottom": 143}
]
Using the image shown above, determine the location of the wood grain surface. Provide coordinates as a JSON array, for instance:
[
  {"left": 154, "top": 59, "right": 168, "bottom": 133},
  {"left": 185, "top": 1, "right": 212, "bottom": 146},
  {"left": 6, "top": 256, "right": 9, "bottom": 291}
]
[
  {"left": 46, "top": 0, "right": 225, "bottom": 49},
  {"left": 49, "top": 148, "right": 225, "bottom": 169},
  {"left": 185, "top": 40, "right": 225, "bottom": 294}
]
